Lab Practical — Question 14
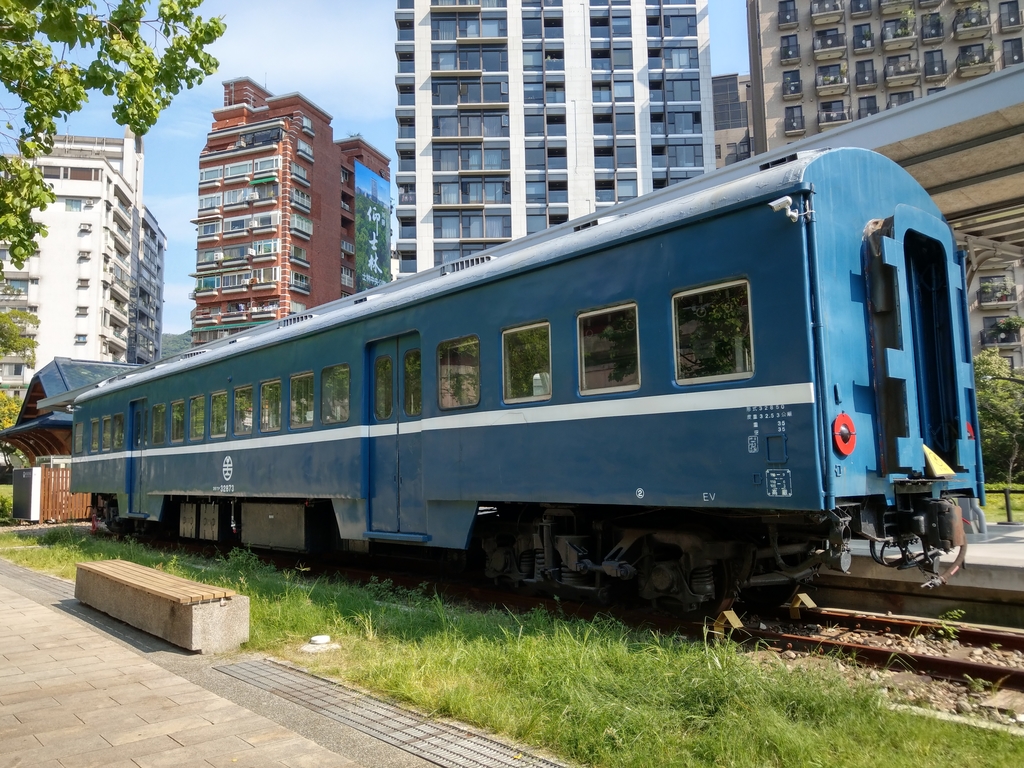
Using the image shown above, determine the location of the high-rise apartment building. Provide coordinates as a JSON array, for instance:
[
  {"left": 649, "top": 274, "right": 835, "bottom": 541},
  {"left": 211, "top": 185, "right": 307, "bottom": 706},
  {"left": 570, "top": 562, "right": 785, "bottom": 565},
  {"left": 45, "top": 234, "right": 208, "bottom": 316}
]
[
  {"left": 747, "top": 0, "right": 1024, "bottom": 152},
  {"left": 393, "top": 0, "right": 715, "bottom": 274},
  {"left": 191, "top": 78, "right": 390, "bottom": 344},
  {"left": 712, "top": 74, "right": 755, "bottom": 167},
  {"left": 0, "top": 130, "right": 164, "bottom": 396},
  {"left": 134, "top": 209, "right": 166, "bottom": 365}
]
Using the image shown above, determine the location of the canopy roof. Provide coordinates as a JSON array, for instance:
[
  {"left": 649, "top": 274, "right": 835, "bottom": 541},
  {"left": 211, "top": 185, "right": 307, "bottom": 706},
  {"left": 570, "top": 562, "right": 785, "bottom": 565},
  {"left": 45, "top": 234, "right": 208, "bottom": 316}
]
[{"left": 0, "top": 358, "right": 132, "bottom": 462}]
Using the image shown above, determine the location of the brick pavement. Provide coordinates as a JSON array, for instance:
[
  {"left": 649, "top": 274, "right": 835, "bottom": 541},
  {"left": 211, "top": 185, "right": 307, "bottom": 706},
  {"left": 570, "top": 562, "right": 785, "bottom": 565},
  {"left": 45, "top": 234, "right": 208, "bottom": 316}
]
[{"left": 0, "top": 583, "right": 360, "bottom": 768}]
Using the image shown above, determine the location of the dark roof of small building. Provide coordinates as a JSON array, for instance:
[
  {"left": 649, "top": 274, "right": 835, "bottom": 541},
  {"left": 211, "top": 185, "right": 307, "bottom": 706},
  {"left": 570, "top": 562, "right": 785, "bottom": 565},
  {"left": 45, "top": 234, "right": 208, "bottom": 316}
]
[{"left": 0, "top": 358, "right": 132, "bottom": 461}]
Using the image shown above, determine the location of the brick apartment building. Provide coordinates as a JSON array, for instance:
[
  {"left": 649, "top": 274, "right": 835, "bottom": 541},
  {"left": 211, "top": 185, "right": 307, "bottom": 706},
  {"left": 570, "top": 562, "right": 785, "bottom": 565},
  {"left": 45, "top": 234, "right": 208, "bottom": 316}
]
[{"left": 191, "top": 78, "right": 390, "bottom": 344}]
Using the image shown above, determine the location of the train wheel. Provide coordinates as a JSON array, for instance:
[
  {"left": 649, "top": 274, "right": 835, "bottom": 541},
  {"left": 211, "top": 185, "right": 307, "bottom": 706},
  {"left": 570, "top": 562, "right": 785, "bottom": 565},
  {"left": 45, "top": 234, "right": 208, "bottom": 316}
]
[{"left": 656, "top": 561, "right": 737, "bottom": 620}]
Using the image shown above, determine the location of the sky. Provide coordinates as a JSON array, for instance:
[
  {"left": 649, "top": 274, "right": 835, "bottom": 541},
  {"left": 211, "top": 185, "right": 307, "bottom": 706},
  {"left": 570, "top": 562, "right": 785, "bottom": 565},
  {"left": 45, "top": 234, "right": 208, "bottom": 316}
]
[{"left": 52, "top": 0, "right": 750, "bottom": 334}]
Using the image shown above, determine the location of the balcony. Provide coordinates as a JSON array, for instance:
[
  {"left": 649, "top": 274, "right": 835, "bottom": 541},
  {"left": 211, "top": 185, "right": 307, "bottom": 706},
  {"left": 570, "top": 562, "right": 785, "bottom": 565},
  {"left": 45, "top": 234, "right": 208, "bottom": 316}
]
[
  {"left": 813, "top": 34, "right": 847, "bottom": 60},
  {"left": 850, "top": 0, "right": 872, "bottom": 18},
  {"left": 192, "top": 311, "right": 219, "bottom": 326},
  {"left": 853, "top": 34, "right": 875, "bottom": 53},
  {"left": 398, "top": 192, "right": 416, "bottom": 205},
  {"left": 250, "top": 306, "right": 279, "bottom": 320},
  {"left": 982, "top": 328, "right": 1022, "bottom": 347},
  {"left": 781, "top": 79, "right": 803, "bottom": 99},
  {"left": 105, "top": 330, "right": 127, "bottom": 350},
  {"left": 810, "top": 0, "right": 845, "bottom": 25},
  {"left": 856, "top": 70, "right": 879, "bottom": 88},
  {"left": 954, "top": 10, "right": 992, "bottom": 40},
  {"left": 816, "top": 73, "right": 850, "bottom": 96},
  {"left": 921, "top": 21, "right": 945, "bottom": 43},
  {"left": 979, "top": 286, "right": 1019, "bottom": 308},
  {"left": 885, "top": 59, "right": 920, "bottom": 86},
  {"left": 924, "top": 59, "right": 948, "bottom": 80},
  {"left": 879, "top": 0, "right": 913, "bottom": 14},
  {"left": 919, "top": 0, "right": 941, "bottom": 6},
  {"left": 777, "top": 5, "right": 799, "bottom": 29},
  {"left": 1003, "top": 8, "right": 1024, "bottom": 32},
  {"left": 883, "top": 24, "right": 917, "bottom": 50},
  {"left": 780, "top": 43, "right": 801, "bottom": 64},
  {"left": 783, "top": 115, "right": 806, "bottom": 135},
  {"left": 108, "top": 302, "right": 129, "bottom": 325},
  {"left": 957, "top": 50, "right": 995, "bottom": 76},
  {"left": 858, "top": 105, "right": 880, "bottom": 119},
  {"left": 818, "top": 107, "right": 852, "bottom": 129}
]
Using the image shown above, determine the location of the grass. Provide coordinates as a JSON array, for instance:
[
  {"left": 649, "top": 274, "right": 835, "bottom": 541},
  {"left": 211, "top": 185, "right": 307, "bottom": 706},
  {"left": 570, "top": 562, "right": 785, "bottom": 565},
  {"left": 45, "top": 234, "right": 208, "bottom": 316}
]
[{"left": 1, "top": 529, "right": 1023, "bottom": 767}]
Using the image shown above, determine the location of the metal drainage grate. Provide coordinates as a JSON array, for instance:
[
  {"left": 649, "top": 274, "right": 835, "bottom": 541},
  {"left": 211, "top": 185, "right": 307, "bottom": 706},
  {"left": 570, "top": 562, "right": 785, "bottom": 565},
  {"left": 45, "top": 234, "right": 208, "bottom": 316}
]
[{"left": 217, "top": 660, "right": 564, "bottom": 768}]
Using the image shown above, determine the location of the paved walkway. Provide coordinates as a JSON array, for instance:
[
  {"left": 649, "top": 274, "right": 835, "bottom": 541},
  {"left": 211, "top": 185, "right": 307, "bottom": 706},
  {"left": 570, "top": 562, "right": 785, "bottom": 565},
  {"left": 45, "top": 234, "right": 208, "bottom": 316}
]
[{"left": 0, "top": 582, "right": 359, "bottom": 768}]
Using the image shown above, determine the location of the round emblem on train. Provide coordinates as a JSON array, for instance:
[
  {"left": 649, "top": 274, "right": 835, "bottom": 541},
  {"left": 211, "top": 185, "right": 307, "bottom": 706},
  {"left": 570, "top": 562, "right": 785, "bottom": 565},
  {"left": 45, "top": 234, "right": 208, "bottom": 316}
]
[{"left": 222, "top": 456, "right": 233, "bottom": 482}]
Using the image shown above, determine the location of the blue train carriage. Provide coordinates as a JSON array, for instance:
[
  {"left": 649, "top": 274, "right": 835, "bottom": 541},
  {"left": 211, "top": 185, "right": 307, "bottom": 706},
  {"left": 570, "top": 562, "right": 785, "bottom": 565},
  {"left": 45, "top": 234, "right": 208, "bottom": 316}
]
[{"left": 68, "top": 147, "right": 981, "bottom": 614}]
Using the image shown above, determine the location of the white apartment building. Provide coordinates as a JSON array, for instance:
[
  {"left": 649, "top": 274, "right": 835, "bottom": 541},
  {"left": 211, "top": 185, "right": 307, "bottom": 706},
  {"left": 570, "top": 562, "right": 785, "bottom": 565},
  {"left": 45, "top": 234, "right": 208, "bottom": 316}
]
[
  {"left": 393, "top": 0, "right": 715, "bottom": 274},
  {"left": 0, "top": 130, "right": 164, "bottom": 394},
  {"left": 747, "top": 0, "right": 1024, "bottom": 152}
]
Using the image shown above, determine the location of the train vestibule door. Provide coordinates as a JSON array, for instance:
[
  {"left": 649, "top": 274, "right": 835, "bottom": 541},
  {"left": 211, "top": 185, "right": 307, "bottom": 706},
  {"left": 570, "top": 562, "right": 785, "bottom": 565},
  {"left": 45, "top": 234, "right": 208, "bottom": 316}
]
[
  {"left": 367, "top": 333, "right": 424, "bottom": 534},
  {"left": 864, "top": 204, "right": 973, "bottom": 478},
  {"left": 127, "top": 399, "right": 146, "bottom": 516}
]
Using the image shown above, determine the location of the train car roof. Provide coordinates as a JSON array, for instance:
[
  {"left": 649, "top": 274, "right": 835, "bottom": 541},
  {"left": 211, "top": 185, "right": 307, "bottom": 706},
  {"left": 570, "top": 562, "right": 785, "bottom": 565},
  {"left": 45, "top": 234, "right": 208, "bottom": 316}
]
[{"left": 53, "top": 147, "right": 924, "bottom": 408}]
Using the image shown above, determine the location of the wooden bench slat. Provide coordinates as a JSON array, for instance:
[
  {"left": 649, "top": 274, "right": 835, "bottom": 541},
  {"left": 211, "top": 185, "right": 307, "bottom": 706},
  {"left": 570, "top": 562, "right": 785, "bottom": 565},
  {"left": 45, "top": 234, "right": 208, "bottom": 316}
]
[{"left": 76, "top": 560, "right": 235, "bottom": 604}]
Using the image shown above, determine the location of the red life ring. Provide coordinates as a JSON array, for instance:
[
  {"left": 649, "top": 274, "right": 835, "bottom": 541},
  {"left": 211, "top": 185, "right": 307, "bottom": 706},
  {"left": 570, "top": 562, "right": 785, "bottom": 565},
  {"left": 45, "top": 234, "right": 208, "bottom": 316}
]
[{"left": 833, "top": 413, "right": 856, "bottom": 456}]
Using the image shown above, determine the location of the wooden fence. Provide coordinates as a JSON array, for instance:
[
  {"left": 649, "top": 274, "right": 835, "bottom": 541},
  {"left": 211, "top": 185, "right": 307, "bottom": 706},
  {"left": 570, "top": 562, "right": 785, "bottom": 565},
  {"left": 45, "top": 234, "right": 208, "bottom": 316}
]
[{"left": 39, "top": 467, "right": 91, "bottom": 522}]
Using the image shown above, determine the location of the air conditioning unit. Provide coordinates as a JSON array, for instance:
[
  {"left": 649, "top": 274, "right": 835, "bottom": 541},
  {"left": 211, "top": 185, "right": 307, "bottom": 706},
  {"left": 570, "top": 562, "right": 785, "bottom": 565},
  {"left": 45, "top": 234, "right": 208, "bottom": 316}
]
[
  {"left": 79, "top": 223, "right": 92, "bottom": 232},
  {"left": 249, "top": 190, "right": 260, "bottom": 201},
  {"left": 85, "top": 198, "right": 98, "bottom": 207},
  {"left": 249, "top": 219, "right": 260, "bottom": 228},
  {"left": 213, "top": 252, "right": 224, "bottom": 261},
  {"left": 246, "top": 247, "right": 257, "bottom": 257}
]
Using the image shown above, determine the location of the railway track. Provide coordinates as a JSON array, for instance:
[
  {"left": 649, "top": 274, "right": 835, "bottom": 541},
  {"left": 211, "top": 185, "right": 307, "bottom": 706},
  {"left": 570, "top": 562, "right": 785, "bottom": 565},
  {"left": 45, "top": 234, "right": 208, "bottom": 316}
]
[{"left": 720, "top": 603, "right": 1024, "bottom": 692}]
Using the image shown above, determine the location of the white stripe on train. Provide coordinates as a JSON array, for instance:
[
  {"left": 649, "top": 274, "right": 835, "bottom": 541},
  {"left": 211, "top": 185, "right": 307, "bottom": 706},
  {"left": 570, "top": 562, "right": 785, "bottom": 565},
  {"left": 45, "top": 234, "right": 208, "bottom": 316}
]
[{"left": 72, "top": 381, "right": 815, "bottom": 465}]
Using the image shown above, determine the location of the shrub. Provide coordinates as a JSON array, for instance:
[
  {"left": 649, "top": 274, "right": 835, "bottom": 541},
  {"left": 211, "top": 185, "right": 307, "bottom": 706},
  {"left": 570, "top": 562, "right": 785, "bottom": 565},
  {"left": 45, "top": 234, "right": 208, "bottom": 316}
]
[{"left": 0, "top": 485, "right": 13, "bottom": 525}]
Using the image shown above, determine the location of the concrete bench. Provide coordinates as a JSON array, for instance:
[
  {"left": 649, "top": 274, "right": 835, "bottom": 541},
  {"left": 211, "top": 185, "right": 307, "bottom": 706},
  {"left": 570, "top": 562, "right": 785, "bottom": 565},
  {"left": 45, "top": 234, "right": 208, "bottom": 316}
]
[{"left": 75, "top": 559, "right": 249, "bottom": 654}]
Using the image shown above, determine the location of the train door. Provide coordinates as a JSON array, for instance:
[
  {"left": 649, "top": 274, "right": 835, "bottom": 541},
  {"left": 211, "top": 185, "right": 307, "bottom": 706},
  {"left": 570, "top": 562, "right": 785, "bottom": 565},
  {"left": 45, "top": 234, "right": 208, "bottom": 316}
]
[
  {"left": 367, "top": 333, "right": 424, "bottom": 533},
  {"left": 127, "top": 399, "right": 146, "bottom": 516},
  {"left": 865, "top": 204, "right": 976, "bottom": 480}
]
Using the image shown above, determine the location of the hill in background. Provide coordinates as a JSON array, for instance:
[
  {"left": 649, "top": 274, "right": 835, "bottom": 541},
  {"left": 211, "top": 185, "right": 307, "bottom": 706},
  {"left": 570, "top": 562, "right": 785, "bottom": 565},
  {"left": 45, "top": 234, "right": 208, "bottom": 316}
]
[{"left": 160, "top": 333, "right": 192, "bottom": 359}]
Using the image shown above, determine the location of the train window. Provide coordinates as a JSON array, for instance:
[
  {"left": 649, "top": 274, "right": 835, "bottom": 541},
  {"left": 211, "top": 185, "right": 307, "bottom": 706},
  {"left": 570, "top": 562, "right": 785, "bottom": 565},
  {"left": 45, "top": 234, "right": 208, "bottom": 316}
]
[
  {"left": 171, "top": 400, "right": 185, "bottom": 443},
  {"left": 112, "top": 414, "right": 125, "bottom": 449},
  {"left": 73, "top": 423, "right": 83, "bottom": 455},
  {"left": 290, "top": 373, "right": 314, "bottom": 428},
  {"left": 234, "top": 386, "right": 253, "bottom": 435},
  {"left": 152, "top": 404, "right": 166, "bottom": 445},
  {"left": 101, "top": 416, "right": 112, "bottom": 451},
  {"left": 404, "top": 350, "right": 422, "bottom": 417},
  {"left": 374, "top": 356, "right": 393, "bottom": 420},
  {"left": 90, "top": 419, "right": 99, "bottom": 452},
  {"left": 578, "top": 304, "right": 640, "bottom": 394},
  {"left": 321, "top": 365, "right": 350, "bottom": 424},
  {"left": 260, "top": 380, "right": 281, "bottom": 432},
  {"left": 189, "top": 396, "right": 205, "bottom": 441},
  {"left": 502, "top": 322, "right": 551, "bottom": 403},
  {"left": 673, "top": 281, "right": 753, "bottom": 384},
  {"left": 210, "top": 391, "right": 228, "bottom": 438},
  {"left": 438, "top": 336, "right": 481, "bottom": 409}
]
